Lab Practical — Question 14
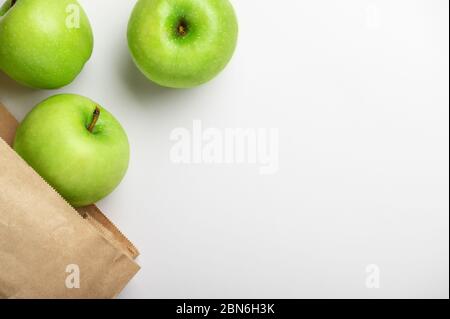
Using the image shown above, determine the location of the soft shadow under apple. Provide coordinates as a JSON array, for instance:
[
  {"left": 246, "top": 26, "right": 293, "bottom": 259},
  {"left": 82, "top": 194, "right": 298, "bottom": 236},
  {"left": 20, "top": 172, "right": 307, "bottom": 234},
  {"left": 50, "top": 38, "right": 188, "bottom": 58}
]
[
  {"left": 117, "top": 47, "right": 200, "bottom": 109},
  {"left": 0, "top": 71, "right": 49, "bottom": 119}
]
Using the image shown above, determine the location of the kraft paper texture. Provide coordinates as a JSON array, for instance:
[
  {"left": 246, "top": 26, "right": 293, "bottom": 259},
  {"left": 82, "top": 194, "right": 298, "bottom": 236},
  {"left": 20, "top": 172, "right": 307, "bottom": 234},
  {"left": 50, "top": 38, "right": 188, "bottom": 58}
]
[{"left": 0, "top": 102, "right": 140, "bottom": 298}]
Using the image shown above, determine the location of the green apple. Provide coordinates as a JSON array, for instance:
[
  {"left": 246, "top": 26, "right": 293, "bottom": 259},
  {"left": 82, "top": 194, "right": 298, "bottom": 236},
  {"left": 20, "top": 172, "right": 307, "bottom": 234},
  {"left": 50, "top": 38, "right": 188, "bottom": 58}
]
[
  {"left": 0, "top": 0, "right": 93, "bottom": 89},
  {"left": 14, "top": 94, "right": 130, "bottom": 208},
  {"left": 127, "top": 0, "right": 238, "bottom": 88}
]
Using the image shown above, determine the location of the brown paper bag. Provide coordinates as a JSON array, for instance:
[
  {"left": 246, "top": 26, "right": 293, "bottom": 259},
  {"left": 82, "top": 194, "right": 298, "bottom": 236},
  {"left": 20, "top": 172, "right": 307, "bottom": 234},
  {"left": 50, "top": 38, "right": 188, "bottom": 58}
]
[{"left": 0, "top": 102, "right": 140, "bottom": 299}]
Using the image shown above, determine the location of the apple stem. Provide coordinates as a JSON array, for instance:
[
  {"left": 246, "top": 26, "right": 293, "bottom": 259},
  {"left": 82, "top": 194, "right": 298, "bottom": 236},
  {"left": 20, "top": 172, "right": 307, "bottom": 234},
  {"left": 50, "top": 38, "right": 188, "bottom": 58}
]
[
  {"left": 178, "top": 25, "right": 187, "bottom": 36},
  {"left": 177, "top": 19, "right": 188, "bottom": 37},
  {"left": 11, "top": 0, "right": 17, "bottom": 8},
  {"left": 87, "top": 106, "right": 100, "bottom": 133}
]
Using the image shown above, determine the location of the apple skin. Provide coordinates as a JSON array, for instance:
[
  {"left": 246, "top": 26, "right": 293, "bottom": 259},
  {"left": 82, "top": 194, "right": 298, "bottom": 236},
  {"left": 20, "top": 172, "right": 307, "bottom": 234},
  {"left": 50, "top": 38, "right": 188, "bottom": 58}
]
[
  {"left": 14, "top": 94, "right": 130, "bottom": 208},
  {"left": 0, "top": 0, "right": 93, "bottom": 89},
  {"left": 127, "top": 0, "right": 238, "bottom": 88}
]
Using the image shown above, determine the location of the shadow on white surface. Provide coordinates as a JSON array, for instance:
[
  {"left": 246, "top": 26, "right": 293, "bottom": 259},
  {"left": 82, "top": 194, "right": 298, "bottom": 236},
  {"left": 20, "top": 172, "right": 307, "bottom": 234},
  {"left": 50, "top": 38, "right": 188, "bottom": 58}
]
[
  {"left": 117, "top": 48, "right": 198, "bottom": 110},
  {"left": 0, "top": 71, "right": 48, "bottom": 119}
]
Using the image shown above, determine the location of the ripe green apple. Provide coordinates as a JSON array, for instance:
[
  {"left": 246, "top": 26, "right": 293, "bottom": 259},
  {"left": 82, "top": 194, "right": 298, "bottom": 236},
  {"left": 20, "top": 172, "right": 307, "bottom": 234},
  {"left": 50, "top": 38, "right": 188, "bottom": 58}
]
[
  {"left": 0, "top": 0, "right": 93, "bottom": 89},
  {"left": 127, "top": 0, "right": 238, "bottom": 88},
  {"left": 14, "top": 94, "right": 130, "bottom": 208}
]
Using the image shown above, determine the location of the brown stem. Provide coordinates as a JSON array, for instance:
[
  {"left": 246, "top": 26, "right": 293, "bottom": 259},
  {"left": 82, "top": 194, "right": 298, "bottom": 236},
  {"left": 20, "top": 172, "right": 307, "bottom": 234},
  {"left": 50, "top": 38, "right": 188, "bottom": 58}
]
[
  {"left": 11, "top": 0, "right": 17, "bottom": 8},
  {"left": 178, "top": 25, "right": 186, "bottom": 36},
  {"left": 176, "top": 19, "right": 188, "bottom": 37},
  {"left": 87, "top": 106, "right": 100, "bottom": 133}
]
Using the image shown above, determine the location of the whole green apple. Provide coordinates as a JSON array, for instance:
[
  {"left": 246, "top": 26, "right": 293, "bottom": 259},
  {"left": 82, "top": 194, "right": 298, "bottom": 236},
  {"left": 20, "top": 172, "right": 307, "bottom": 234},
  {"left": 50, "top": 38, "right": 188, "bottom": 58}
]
[
  {"left": 127, "top": 0, "right": 238, "bottom": 88},
  {"left": 0, "top": 0, "right": 93, "bottom": 89},
  {"left": 14, "top": 94, "right": 130, "bottom": 208}
]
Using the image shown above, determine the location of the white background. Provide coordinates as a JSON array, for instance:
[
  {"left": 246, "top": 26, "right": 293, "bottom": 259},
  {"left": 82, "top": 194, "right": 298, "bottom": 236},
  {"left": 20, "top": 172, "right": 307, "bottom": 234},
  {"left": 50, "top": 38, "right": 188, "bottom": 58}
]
[{"left": 0, "top": 0, "right": 448, "bottom": 298}]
